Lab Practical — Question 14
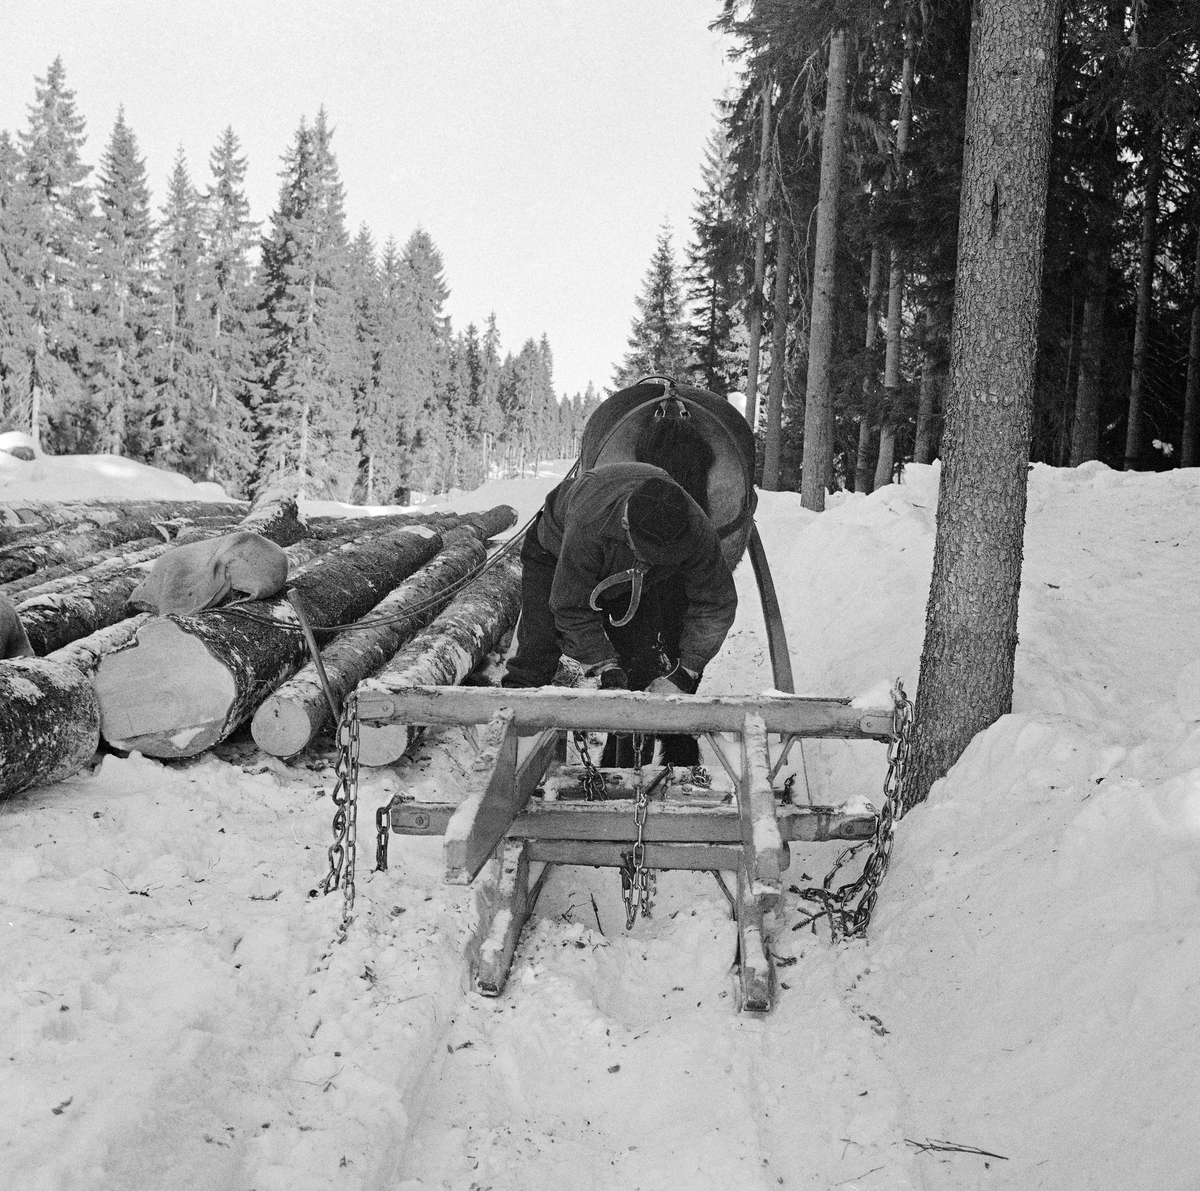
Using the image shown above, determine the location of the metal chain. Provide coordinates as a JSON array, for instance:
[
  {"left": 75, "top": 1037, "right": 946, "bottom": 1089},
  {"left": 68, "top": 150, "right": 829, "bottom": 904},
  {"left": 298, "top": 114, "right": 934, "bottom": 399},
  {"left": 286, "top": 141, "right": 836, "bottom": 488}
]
[
  {"left": 620, "top": 732, "right": 655, "bottom": 928},
  {"left": 794, "top": 680, "right": 914, "bottom": 941},
  {"left": 573, "top": 730, "right": 608, "bottom": 801},
  {"left": 320, "top": 691, "right": 360, "bottom": 940},
  {"left": 375, "top": 804, "right": 391, "bottom": 873}
]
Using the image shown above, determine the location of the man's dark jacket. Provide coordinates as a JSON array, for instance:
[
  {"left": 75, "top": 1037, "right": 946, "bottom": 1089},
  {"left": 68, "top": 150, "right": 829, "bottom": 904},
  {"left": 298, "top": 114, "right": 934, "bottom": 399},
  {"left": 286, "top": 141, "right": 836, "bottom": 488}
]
[{"left": 536, "top": 462, "right": 737, "bottom": 673}]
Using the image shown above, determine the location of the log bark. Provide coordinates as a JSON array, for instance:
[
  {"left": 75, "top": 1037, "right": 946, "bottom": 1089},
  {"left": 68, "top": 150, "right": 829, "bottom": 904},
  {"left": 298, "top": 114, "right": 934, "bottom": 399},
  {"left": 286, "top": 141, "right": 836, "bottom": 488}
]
[
  {"left": 0, "top": 500, "right": 247, "bottom": 545},
  {"left": 304, "top": 504, "right": 517, "bottom": 542},
  {"left": 357, "top": 551, "right": 524, "bottom": 766},
  {"left": 47, "top": 614, "right": 152, "bottom": 677},
  {"left": 251, "top": 533, "right": 488, "bottom": 756},
  {"left": 800, "top": 27, "right": 850, "bottom": 512},
  {"left": 93, "top": 524, "right": 445, "bottom": 758},
  {"left": 235, "top": 491, "right": 308, "bottom": 547},
  {"left": 0, "top": 515, "right": 195, "bottom": 583},
  {"left": 1, "top": 535, "right": 167, "bottom": 597},
  {"left": 0, "top": 657, "right": 100, "bottom": 798}
]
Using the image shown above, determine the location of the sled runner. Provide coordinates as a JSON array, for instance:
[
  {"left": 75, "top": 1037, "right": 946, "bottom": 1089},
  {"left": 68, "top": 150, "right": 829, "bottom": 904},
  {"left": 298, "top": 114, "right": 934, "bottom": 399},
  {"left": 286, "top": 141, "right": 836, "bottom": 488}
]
[{"left": 335, "top": 378, "right": 913, "bottom": 1012}]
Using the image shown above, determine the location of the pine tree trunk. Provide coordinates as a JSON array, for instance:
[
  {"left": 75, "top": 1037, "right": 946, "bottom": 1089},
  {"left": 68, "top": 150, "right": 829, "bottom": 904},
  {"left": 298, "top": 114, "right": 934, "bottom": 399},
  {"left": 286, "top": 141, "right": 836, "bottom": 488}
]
[
  {"left": 251, "top": 534, "right": 487, "bottom": 756},
  {"left": 1124, "top": 132, "right": 1161, "bottom": 471},
  {"left": 913, "top": 307, "right": 943, "bottom": 464},
  {"left": 93, "top": 524, "right": 445, "bottom": 757},
  {"left": 0, "top": 657, "right": 100, "bottom": 798},
  {"left": 874, "top": 20, "right": 916, "bottom": 492},
  {"left": 854, "top": 246, "right": 884, "bottom": 492},
  {"left": 1182, "top": 225, "right": 1200, "bottom": 468},
  {"left": 800, "top": 28, "right": 850, "bottom": 512},
  {"left": 761, "top": 226, "right": 792, "bottom": 489},
  {"left": 745, "top": 75, "right": 773, "bottom": 430},
  {"left": 357, "top": 551, "right": 524, "bottom": 766},
  {"left": 910, "top": 0, "right": 1061, "bottom": 804}
]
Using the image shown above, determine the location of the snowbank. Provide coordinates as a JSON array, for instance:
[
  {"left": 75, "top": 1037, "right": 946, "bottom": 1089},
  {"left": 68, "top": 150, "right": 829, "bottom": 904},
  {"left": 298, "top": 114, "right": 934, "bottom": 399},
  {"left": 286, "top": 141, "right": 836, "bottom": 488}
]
[{"left": 0, "top": 452, "right": 232, "bottom": 505}]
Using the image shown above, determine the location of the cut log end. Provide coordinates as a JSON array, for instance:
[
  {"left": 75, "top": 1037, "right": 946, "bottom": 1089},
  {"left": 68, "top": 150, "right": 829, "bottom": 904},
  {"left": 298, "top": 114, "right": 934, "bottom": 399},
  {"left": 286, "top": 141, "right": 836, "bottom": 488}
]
[
  {"left": 93, "top": 617, "right": 235, "bottom": 757},
  {"left": 251, "top": 695, "right": 322, "bottom": 759}
]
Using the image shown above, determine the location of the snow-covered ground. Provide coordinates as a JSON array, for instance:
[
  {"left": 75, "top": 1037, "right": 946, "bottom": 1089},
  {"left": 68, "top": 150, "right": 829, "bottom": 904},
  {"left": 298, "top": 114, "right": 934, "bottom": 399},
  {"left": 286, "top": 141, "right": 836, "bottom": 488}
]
[{"left": 3, "top": 457, "right": 1199, "bottom": 1190}]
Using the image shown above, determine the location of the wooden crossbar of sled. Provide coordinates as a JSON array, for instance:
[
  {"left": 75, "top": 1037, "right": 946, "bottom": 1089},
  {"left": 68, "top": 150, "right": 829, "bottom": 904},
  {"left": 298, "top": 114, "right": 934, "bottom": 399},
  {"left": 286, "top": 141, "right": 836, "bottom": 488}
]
[{"left": 366, "top": 684, "right": 894, "bottom": 1013}]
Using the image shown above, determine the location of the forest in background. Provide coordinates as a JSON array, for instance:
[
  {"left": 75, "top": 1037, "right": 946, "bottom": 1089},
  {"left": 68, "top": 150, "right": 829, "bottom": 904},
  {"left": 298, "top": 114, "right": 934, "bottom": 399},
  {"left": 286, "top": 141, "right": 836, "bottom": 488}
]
[
  {"left": 622, "top": 0, "right": 1199, "bottom": 492},
  {"left": 0, "top": 60, "right": 602, "bottom": 501}
]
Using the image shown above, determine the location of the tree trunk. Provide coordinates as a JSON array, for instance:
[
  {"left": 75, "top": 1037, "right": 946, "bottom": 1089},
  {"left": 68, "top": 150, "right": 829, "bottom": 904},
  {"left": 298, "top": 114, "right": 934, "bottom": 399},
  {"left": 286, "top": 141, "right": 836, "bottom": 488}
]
[
  {"left": 0, "top": 657, "right": 100, "bottom": 798},
  {"left": 237, "top": 491, "right": 308, "bottom": 546},
  {"left": 1124, "top": 131, "right": 1161, "bottom": 471},
  {"left": 761, "top": 226, "right": 792, "bottom": 489},
  {"left": 1180, "top": 222, "right": 1200, "bottom": 467},
  {"left": 874, "top": 18, "right": 916, "bottom": 491},
  {"left": 251, "top": 533, "right": 488, "bottom": 756},
  {"left": 357, "top": 551, "right": 524, "bottom": 766},
  {"left": 912, "top": 307, "right": 943, "bottom": 464},
  {"left": 0, "top": 500, "right": 248, "bottom": 544},
  {"left": 0, "top": 516, "right": 193, "bottom": 584},
  {"left": 800, "top": 28, "right": 850, "bottom": 512},
  {"left": 1070, "top": 253, "right": 1109, "bottom": 464},
  {"left": 910, "top": 0, "right": 1061, "bottom": 804},
  {"left": 2, "top": 536, "right": 166, "bottom": 598},
  {"left": 93, "top": 525, "right": 445, "bottom": 758},
  {"left": 745, "top": 75, "right": 774, "bottom": 430},
  {"left": 855, "top": 246, "right": 884, "bottom": 492}
]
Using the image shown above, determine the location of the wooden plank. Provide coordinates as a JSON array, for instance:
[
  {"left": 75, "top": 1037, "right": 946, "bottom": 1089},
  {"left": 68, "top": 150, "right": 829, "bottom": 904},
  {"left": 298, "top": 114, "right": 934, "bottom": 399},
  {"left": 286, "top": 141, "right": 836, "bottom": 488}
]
[
  {"left": 470, "top": 840, "right": 534, "bottom": 997},
  {"left": 739, "top": 713, "right": 785, "bottom": 903},
  {"left": 443, "top": 709, "right": 519, "bottom": 884},
  {"left": 356, "top": 684, "right": 892, "bottom": 740},
  {"left": 391, "top": 799, "right": 876, "bottom": 844},
  {"left": 516, "top": 728, "right": 562, "bottom": 804},
  {"left": 736, "top": 859, "right": 774, "bottom": 1013},
  {"left": 527, "top": 839, "right": 752, "bottom": 872}
]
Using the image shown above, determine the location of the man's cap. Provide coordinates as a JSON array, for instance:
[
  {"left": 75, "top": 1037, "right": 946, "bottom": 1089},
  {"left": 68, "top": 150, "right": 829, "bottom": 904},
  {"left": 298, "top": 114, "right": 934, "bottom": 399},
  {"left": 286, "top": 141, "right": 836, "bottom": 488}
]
[{"left": 625, "top": 476, "right": 691, "bottom": 564}]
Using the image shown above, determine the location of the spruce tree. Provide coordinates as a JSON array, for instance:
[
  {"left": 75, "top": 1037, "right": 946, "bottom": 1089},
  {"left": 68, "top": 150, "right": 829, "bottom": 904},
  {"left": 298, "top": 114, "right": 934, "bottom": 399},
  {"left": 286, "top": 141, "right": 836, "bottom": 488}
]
[
  {"left": 18, "top": 57, "right": 95, "bottom": 451},
  {"left": 257, "top": 109, "right": 356, "bottom": 498},
  {"left": 615, "top": 223, "right": 689, "bottom": 387},
  {"left": 91, "top": 107, "right": 154, "bottom": 455},
  {"left": 0, "top": 131, "right": 40, "bottom": 431}
]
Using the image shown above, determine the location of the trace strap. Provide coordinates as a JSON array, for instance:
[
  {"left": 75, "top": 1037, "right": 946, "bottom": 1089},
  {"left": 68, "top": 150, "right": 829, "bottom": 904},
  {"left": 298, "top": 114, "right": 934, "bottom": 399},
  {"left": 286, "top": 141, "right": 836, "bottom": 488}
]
[{"left": 588, "top": 562, "right": 648, "bottom": 628}]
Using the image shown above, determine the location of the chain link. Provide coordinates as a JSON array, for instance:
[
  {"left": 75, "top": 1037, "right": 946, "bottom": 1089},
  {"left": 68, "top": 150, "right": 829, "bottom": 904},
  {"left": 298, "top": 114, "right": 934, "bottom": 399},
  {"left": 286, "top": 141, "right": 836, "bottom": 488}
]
[
  {"left": 794, "top": 680, "right": 914, "bottom": 941},
  {"left": 320, "top": 691, "right": 360, "bottom": 941},
  {"left": 620, "top": 732, "right": 655, "bottom": 928},
  {"left": 573, "top": 730, "right": 608, "bottom": 801}
]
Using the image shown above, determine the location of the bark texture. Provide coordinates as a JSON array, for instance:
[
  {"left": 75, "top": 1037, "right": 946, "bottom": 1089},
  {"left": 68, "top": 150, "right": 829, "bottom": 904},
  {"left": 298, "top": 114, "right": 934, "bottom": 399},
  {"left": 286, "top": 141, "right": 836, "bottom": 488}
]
[
  {"left": 855, "top": 246, "right": 884, "bottom": 492},
  {"left": 1, "top": 535, "right": 166, "bottom": 597},
  {"left": 0, "top": 657, "right": 101, "bottom": 798},
  {"left": 251, "top": 533, "right": 488, "bottom": 756},
  {"left": 0, "top": 516, "right": 190, "bottom": 583},
  {"left": 357, "top": 551, "right": 523, "bottom": 766},
  {"left": 231, "top": 491, "right": 308, "bottom": 547},
  {"left": 0, "top": 500, "right": 247, "bottom": 545},
  {"left": 1124, "top": 132, "right": 1161, "bottom": 470},
  {"left": 745, "top": 75, "right": 774, "bottom": 430},
  {"left": 93, "top": 525, "right": 444, "bottom": 757},
  {"left": 912, "top": 307, "right": 944, "bottom": 464},
  {"left": 911, "top": 0, "right": 1061, "bottom": 802},
  {"left": 800, "top": 28, "right": 849, "bottom": 511},
  {"left": 761, "top": 225, "right": 792, "bottom": 489}
]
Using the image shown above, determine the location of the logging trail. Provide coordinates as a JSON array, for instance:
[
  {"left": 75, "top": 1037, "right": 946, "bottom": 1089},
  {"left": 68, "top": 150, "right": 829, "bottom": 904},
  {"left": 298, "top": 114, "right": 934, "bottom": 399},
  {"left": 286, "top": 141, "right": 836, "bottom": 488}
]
[{"left": 3, "top": 457, "right": 1200, "bottom": 1190}]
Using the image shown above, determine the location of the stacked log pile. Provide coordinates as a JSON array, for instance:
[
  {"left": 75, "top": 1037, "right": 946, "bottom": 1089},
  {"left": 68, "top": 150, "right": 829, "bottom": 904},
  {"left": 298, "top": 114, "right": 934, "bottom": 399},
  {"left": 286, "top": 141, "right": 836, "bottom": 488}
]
[{"left": 2, "top": 494, "right": 523, "bottom": 792}]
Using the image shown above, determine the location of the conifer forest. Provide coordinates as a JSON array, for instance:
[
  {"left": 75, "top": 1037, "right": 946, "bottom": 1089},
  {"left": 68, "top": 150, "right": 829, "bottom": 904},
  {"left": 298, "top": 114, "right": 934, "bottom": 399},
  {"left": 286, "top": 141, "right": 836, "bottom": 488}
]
[{"left": 2, "top": 1, "right": 1199, "bottom": 502}]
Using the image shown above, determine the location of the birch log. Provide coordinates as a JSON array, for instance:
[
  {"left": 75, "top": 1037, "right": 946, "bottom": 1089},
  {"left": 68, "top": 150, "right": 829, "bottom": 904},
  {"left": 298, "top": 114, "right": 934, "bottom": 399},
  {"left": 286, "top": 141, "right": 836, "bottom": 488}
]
[
  {"left": 356, "top": 550, "right": 523, "bottom": 766},
  {"left": 92, "top": 524, "right": 444, "bottom": 758},
  {"left": 0, "top": 658, "right": 100, "bottom": 798},
  {"left": 251, "top": 533, "right": 487, "bottom": 756}
]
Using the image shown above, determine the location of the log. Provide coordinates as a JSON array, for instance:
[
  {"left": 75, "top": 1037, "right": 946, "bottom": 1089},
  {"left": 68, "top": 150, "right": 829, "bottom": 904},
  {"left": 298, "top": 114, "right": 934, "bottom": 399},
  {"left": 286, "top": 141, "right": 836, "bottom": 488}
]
[
  {"left": 304, "top": 504, "right": 517, "bottom": 542},
  {"left": 356, "top": 550, "right": 523, "bottom": 766},
  {"left": 1, "top": 535, "right": 169, "bottom": 597},
  {"left": 48, "top": 614, "right": 152, "bottom": 677},
  {"left": 251, "top": 533, "right": 487, "bottom": 756},
  {"left": 234, "top": 491, "right": 308, "bottom": 547},
  {"left": 0, "top": 657, "right": 100, "bottom": 798},
  {"left": 0, "top": 516, "right": 187, "bottom": 583},
  {"left": 0, "top": 499, "right": 248, "bottom": 545},
  {"left": 93, "top": 524, "right": 444, "bottom": 757}
]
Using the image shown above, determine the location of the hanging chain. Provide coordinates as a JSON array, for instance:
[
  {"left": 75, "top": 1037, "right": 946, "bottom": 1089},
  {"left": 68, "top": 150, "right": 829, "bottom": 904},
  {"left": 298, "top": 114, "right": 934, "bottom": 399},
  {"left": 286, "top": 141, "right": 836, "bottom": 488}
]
[
  {"left": 320, "top": 691, "right": 360, "bottom": 940},
  {"left": 573, "top": 730, "right": 608, "bottom": 801},
  {"left": 620, "top": 732, "right": 655, "bottom": 928},
  {"left": 794, "top": 680, "right": 914, "bottom": 941}
]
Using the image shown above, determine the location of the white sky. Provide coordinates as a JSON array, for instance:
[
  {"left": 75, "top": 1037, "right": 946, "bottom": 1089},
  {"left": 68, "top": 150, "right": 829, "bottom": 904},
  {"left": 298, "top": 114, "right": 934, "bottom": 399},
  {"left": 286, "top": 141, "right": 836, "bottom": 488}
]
[{"left": 1, "top": 0, "right": 740, "bottom": 399}]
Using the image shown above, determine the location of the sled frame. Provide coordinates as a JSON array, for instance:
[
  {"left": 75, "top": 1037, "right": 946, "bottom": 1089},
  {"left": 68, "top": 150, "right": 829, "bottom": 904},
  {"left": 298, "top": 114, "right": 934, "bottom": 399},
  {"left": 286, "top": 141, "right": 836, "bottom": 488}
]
[{"left": 362, "top": 685, "right": 894, "bottom": 1012}]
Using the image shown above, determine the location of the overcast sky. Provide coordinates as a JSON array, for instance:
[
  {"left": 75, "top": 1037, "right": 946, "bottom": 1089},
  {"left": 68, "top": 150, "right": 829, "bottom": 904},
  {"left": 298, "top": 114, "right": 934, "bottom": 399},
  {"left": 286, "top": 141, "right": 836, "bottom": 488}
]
[{"left": 2, "top": 0, "right": 740, "bottom": 399}]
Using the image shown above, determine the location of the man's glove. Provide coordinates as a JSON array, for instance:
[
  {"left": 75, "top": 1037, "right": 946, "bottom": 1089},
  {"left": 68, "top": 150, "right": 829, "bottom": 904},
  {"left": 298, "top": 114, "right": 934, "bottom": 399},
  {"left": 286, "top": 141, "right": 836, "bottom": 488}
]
[
  {"left": 598, "top": 665, "right": 629, "bottom": 690},
  {"left": 646, "top": 664, "right": 699, "bottom": 695}
]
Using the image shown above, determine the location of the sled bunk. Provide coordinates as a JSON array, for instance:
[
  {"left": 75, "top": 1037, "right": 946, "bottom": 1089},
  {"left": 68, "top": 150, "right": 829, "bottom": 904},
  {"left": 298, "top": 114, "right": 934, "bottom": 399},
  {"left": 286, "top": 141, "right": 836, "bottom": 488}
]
[{"left": 360, "top": 684, "right": 897, "bottom": 1013}]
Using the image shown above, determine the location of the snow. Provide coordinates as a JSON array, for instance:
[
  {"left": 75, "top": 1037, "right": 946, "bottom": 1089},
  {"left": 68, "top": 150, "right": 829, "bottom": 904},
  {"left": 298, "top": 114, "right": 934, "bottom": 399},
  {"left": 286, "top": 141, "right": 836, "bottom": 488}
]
[
  {"left": 4, "top": 457, "right": 1200, "bottom": 1189},
  {"left": 0, "top": 452, "right": 233, "bottom": 506}
]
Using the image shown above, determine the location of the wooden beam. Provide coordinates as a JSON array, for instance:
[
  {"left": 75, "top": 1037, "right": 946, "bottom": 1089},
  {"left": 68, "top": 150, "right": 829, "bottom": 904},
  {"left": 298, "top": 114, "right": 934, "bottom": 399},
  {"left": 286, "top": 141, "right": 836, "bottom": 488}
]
[
  {"left": 355, "top": 684, "right": 894, "bottom": 740},
  {"left": 516, "top": 728, "right": 561, "bottom": 804},
  {"left": 527, "top": 840, "right": 752, "bottom": 872},
  {"left": 390, "top": 798, "right": 875, "bottom": 844},
  {"left": 469, "top": 840, "right": 535, "bottom": 997},
  {"left": 736, "top": 859, "right": 774, "bottom": 1013},
  {"left": 444, "top": 709, "right": 519, "bottom": 884},
  {"left": 739, "top": 713, "right": 785, "bottom": 905}
]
